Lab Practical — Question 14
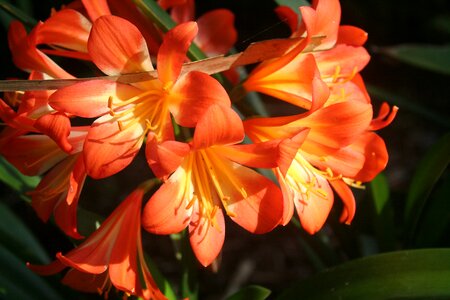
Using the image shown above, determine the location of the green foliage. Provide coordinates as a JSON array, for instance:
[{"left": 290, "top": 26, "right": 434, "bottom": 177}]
[
  {"left": 383, "top": 44, "right": 450, "bottom": 75},
  {"left": 0, "top": 245, "right": 64, "bottom": 300},
  {"left": 0, "top": 157, "right": 39, "bottom": 200},
  {"left": 0, "top": 0, "right": 36, "bottom": 28},
  {"left": 369, "top": 173, "right": 396, "bottom": 251},
  {"left": 0, "top": 203, "right": 48, "bottom": 263},
  {"left": 278, "top": 249, "right": 450, "bottom": 300},
  {"left": 226, "top": 285, "right": 271, "bottom": 300},
  {"left": 404, "top": 133, "right": 450, "bottom": 244}
]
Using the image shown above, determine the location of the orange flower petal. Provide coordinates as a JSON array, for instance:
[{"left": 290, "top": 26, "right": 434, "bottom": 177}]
[
  {"left": 34, "top": 112, "right": 72, "bottom": 153},
  {"left": 1, "top": 134, "right": 68, "bottom": 176},
  {"left": 275, "top": 169, "right": 295, "bottom": 226},
  {"left": 330, "top": 179, "right": 356, "bottom": 224},
  {"left": 84, "top": 114, "right": 144, "bottom": 179},
  {"left": 244, "top": 54, "right": 323, "bottom": 110},
  {"left": 170, "top": 71, "right": 231, "bottom": 127},
  {"left": 36, "top": 9, "right": 91, "bottom": 53},
  {"left": 170, "top": 0, "right": 195, "bottom": 23},
  {"left": 314, "top": 45, "right": 370, "bottom": 82},
  {"left": 142, "top": 167, "right": 193, "bottom": 234},
  {"left": 88, "top": 15, "right": 153, "bottom": 76},
  {"left": 61, "top": 269, "right": 109, "bottom": 294},
  {"left": 219, "top": 141, "right": 280, "bottom": 169},
  {"left": 108, "top": 0, "right": 162, "bottom": 56},
  {"left": 53, "top": 155, "right": 86, "bottom": 239},
  {"left": 337, "top": 25, "right": 368, "bottom": 46},
  {"left": 189, "top": 203, "right": 225, "bottom": 267},
  {"left": 294, "top": 172, "right": 334, "bottom": 234},
  {"left": 195, "top": 9, "right": 237, "bottom": 56},
  {"left": 297, "top": 100, "right": 373, "bottom": 151},
  {"left": 353, "top": 132, "right": 389, "bottom": 182},
  {"left": 8, "top": 21, "right": 73, "bottom": 78},
  {"left": 157, "top": 21, "right": 198, "bottom": 84},
  {"left": 216, "top": 158, "right": 283, "bottom": 234},
  {"left": 81, "top": 0, "right": 111, "bottom": 21},
  {"left": 145, "top": 133, "right": 190, "bottom": 180},
  {"left": 306, "top": 0, "right": 341, "bottom": 50},
  {"left": 49, "top": 80, "right": 141, "bottom": 118},
  {"left": 193, "top": 105, "right": 244, "bottom": 149}
]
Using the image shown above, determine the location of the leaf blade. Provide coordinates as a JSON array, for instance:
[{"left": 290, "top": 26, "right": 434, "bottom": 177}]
[{"left": 278, "top": 249, "right": 450, "bottom": 300}]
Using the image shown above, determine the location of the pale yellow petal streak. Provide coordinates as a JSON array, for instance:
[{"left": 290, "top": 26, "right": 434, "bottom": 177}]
[{"left": 200, "top": 149, "right": 249, "bottom": 218}]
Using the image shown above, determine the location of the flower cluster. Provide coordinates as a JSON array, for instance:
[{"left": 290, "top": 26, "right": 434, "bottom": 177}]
[{"left": 0, "top": 0, "right": 397, "bottom": 298}]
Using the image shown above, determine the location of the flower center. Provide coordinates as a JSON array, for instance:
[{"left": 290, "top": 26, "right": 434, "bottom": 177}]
[
  {"left": 184, "top": 148, "right": 247, "bottom": 230},
  {"left": 322, "top": 65, "right": 358, "bottom": 85},
  {"left": 106, "top": 84, "right": 169, "bottom": 140},
  {"left": 285, "top": 152, "right": 335, "bottom": 205}
]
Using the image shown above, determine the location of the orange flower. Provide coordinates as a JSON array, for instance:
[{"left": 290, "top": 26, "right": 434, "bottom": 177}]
[
  {"left": 8, "top": 9, "right": 91, "bottom": 78},
  {"left": 243, "top": 0, "right": 371, "bottom": 109},
  {"left": 243, "top": 84, "right": 390, "bottom": 233},
  {"left": 0, "top": 127, "right": 88, "bottom": 238},
  {"left": 48, "top": 18, "right": 230, "bottom": 179},
  {"left": 28, "top": 186, "right": 166, "bottom": 300},
  {"left": 159, "top": 0, "right": 237, "bottom": 56},
  {"left": 143, "top": 105, "right": 284, "bottom": 266}
]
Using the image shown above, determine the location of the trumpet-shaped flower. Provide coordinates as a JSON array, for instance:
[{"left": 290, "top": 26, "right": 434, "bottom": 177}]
[
  {"left": 143, "top": 105, "right": 284, "bottom": 266},
  {"left": 243, "top": 86, "right": 382, "bottom": 233},
  {"left": 159, "top": 0, "right": 237, "bottom": 57},
  {"left": 28, "top": 187, "right": 166, "bottom": 300},
  {"left": 8, "top": 9, "right": 91, "bottom": 78},
  {"left": 49, "top": 18, "right": 230, "bottom": 179},
  {"left": 0, "top": 127, "right": 88, "bottom": 238},
  {"left": 243, "top": 0, "right": 371, "bottom": 109}
]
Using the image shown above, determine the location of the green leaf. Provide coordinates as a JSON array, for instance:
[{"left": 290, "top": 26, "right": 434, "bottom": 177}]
[
  {"left": 0, "top": 156, "right": 39, "bottom": 199},
  {"left": 274, "top": 0, "right": 310, "bottom": 15},
  {"left": 226, "top": 285, "right": 271, "bottom": 300},
  {"left": 0, "top": 1, "right": 36, "bottom": 27},
  {"left": 414, "top": 175, "right": 450, "bottom": 247},
  {"left": 145, "top": 256, "right": 177, "bottom": 300},
  {"left": 0, "top": 203, "right": 49, "bottom": 263},
  {"left": 404, "top": 133, "right": 450, "bottom": 243},
  {"left": 278, "top": 249, "right": 450, "bottom": 300},
  {"left": 382, "top": 44, "right": 450, "bottom": 75},
  {"left": 369, "top": 173, "right": 396, "bottom": 251},
  {"left": 0, "top": 244, "right": 63, "bottom": 300}
]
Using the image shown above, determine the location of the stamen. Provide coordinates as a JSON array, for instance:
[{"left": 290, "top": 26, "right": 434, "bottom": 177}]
[{"left": 200, "top": 150, "right": 245, "bottom": 218}]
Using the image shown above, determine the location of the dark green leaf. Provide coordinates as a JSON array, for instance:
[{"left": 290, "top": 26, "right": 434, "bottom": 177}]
[
  {"left": 404, "top": 133, "right": 450, "bottom": 243},
  {"left": 0, "top": 156, "right": 39, "bottom": 199},
  {"left": 278, "top": 249, "right": 450, "bottom": 300},
  {"left": 414, "top": 175, "right": 450, "bottom": 247},
  {"left": 369, "top": 173, "right": 396, "bottom": 251},
  {"left": 0, "top": 1, "right": 36, "bottom": 27},
  {"left": 226, "top": 285, "right": 271, "bottom": 300},
  {"left": 382, "top": 44, "right": 450, "bottom": 75},
  {"left": 0, "top": 244, "right": 63, "bottom": 300},
  {"left": 0, "top": 203, "right": 48, "bottom": 263}
]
